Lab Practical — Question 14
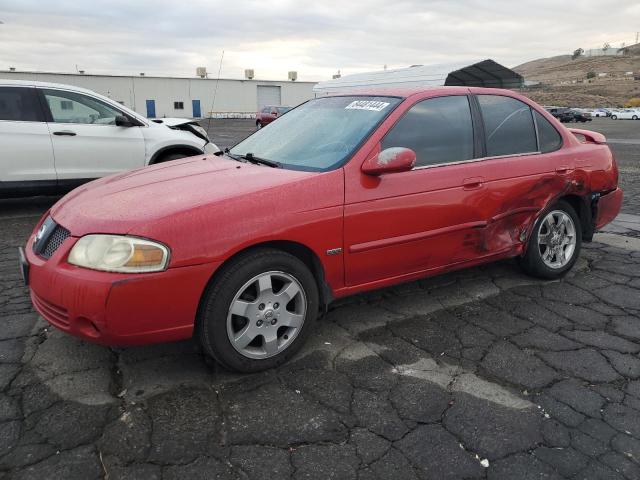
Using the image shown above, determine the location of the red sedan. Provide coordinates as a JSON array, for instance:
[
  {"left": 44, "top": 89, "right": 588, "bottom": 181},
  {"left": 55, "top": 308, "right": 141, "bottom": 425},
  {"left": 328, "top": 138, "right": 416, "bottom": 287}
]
[
  {"left": 20, "top": 87, "right": 623, "bottom": 372},
  {"left": 255, "top": 105, "right": 291, "bottom": 128}
]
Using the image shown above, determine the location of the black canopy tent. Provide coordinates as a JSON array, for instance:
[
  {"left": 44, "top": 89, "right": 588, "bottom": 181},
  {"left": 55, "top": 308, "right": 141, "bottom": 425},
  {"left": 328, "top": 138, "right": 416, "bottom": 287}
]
[{"left": 444, "top": 59, "right": 524, "bottom": 89}]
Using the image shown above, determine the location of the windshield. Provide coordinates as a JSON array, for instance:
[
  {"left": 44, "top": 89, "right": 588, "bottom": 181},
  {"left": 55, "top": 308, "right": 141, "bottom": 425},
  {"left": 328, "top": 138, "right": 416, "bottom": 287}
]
[{"left": 231, "top": 96, "right": 401, "bottom": 171}]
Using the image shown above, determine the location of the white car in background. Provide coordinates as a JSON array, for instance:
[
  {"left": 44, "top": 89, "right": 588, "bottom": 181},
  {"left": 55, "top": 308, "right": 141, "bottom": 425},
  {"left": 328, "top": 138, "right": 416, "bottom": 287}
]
[
  {"left": 590, "top": 109, "right": 608, "bottom": 117},
  {"left": 0, "top": 80, "right": 218, "bottom": 198},
  {"left": 611, "top": 109, "right": 640, "bottom": 120}
]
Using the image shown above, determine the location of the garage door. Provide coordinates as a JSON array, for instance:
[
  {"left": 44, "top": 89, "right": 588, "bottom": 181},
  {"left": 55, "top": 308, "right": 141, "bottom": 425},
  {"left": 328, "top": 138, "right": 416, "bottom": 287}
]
[{"left": 257, "top": 85, "right": 282, "bottom": 109}]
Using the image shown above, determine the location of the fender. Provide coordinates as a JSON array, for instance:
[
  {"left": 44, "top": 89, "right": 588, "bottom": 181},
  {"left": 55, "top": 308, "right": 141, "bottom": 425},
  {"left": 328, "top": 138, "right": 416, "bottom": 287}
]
[
  {"left": 519, "top": 191, "right": 594, "bottom": 256},
  {"left": 148, "top": 144, "right": 204, "bottom": 165}
]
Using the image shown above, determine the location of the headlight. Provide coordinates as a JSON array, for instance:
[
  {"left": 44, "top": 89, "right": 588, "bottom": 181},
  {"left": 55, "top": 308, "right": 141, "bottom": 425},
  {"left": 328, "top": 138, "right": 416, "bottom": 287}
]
[{"left": 68, "top": 235, "right": 169, "bottom": 273}]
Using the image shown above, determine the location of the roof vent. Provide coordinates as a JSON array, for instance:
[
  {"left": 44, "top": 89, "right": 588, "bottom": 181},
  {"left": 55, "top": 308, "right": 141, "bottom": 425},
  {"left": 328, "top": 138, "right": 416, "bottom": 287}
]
[
  {"left": 9, "top": 67, "right": 15, "bottom": 72},
  {"left": 196, "top": 66, "right": 207, "bottom": 78},
  {"left": 245, "top": 69, "right": 254, "bottom": 80},
  {"left": 288, "top": 71, "right": 297, "bottom": 81},
  {"left": 139, "top": 72, "right": 145, "bottom": 76},
  {"left": 78, "top": 70, "right": 85, "bottom": 74}
]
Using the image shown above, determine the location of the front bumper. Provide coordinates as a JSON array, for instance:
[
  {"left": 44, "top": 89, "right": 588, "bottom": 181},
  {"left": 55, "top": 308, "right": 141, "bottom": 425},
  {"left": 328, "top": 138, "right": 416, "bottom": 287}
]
[{"left": 24, "top": 232, "right": 219, "bottom": 345}]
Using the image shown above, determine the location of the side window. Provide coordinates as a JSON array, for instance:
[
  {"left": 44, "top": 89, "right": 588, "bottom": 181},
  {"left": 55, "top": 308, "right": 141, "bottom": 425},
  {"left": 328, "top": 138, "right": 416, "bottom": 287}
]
[
  {"left": 477, "top": 95, "right": 537, "bottom": 157},
  {"left": 534, "top": 110, "right": 562, "bottom": 153},
  {"left": 42, "top": 89, "right": 122, "bottom": 125},
  {"left": 261, "top": 107, "right": 270, "bottom": 113},
  {"left": 174, "top": 101, "right": 184, "bottom": 110},
  {"left": 0, "top": 87, "right": 43, "bottom": 122},
  {"left": 381, "top": 96, "right": 474, "bottom": 167}
]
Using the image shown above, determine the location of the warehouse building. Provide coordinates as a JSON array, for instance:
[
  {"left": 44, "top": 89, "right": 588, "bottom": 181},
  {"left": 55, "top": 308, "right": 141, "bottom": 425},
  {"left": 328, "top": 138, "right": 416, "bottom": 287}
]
[{"left": 0, "top": 69, "right": 316, "bottom": 118}]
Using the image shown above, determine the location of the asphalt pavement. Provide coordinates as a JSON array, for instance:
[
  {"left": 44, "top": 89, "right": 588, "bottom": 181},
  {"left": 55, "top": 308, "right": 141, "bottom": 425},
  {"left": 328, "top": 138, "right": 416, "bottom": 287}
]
[{"left": 0, "top": 118, "right": 640, "bottom": 479}]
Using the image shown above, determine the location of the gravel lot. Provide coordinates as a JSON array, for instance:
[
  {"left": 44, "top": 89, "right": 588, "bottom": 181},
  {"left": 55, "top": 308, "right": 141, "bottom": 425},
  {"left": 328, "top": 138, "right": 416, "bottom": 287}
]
[{"left": 0, "top": 118, "right": 639, "bottom": 479}]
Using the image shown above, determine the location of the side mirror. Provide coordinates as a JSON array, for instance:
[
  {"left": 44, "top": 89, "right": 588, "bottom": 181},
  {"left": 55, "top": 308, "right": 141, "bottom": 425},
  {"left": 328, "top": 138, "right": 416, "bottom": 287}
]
[
  {"left": 271, "top": 111, "right": 278, "bottom": 116},
  {"left": 115, "top": 115, "right": 134, "bottom": 127},
  {"left": 361, "top": 147, "right": 416, "bottom": 176}
]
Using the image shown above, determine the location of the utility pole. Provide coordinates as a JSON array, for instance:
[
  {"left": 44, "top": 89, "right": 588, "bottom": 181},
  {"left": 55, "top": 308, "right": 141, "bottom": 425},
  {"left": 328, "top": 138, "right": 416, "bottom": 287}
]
[{"left": 636, "top": 31, "right": 639, "bottom": 44}]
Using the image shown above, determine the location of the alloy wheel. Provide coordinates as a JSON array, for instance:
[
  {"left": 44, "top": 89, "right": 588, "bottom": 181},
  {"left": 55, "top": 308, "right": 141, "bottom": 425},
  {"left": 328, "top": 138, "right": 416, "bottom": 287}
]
[
  {"left": 537, "top": 210, "right": 577, "bottom": 269},
  {"left": 226, "top": 271, "right": 306, "bottom": 359}
]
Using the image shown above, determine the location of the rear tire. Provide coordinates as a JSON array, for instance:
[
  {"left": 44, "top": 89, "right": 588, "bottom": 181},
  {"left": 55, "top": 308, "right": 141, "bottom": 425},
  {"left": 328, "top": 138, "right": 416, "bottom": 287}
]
[
  {"left": 256, "top": 121, "right": 263, "bottom": 129},
  {"left": 519, "top": 200, "right": 582, "bottom": 280},
  {"left": 633, "top": 115, "right": 638, "bottom": 120},
  {"left": 197, "top": 248, "right": 319, "bottom": 372}
]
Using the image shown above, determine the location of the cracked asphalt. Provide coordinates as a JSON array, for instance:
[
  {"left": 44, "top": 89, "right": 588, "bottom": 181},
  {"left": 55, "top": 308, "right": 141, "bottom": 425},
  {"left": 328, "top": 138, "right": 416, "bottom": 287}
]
[{"left": 1, "top": 118, "right": 640, "bottom": 479}]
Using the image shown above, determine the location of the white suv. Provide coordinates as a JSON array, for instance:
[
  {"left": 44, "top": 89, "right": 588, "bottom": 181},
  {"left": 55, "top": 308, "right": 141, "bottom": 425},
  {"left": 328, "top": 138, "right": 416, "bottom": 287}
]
[{"left": 0, "top": 80, "right": 219, "bottom": 197}]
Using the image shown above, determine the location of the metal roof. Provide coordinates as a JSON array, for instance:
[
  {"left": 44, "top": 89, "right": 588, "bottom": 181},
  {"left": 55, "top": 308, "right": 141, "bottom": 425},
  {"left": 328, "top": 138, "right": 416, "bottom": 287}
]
[
  {"left": 313, "top": 59, "right": 523, "bottom": 94},
  {"left": 444, "top": 59, "right": 523, "bottom": 88}
]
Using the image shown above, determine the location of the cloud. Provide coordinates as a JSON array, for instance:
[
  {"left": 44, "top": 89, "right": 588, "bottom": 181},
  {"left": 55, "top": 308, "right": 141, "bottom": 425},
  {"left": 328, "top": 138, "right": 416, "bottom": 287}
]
[{"left": 0, "top": 0, "right": 638, "bottom": 81}]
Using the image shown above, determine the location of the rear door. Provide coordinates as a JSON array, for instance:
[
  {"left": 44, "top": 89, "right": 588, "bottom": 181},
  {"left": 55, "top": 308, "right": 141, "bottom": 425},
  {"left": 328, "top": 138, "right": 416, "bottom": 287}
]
[
  {"left": 469, "top": 92, "right": 560, "bottom": 254},
  {"left": 0, "top": 86, "right": 56, "bottom": 184},
  {"left": 344, "top": 94, "right": 490, "bottom": 286},
  {"left": 40, "top": 88, "right": 146, "bottom": 182}
]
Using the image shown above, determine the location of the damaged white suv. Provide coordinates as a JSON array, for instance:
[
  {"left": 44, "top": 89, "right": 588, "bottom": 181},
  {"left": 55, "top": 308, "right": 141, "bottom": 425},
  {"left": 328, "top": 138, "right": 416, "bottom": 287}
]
[{"left": 0, "top": 79, "right": 219, "bottom": 198}]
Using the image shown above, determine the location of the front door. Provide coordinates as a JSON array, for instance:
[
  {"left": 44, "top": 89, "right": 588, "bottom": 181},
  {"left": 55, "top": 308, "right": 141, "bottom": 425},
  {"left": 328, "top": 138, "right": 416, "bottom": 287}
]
[
  {"left": 41, "top": 88, "right": 146, "bottom": 181},
  {"left": 344, "top": 94, "right": 489, "bottom": 286},
  {"left": 0, "top": 86, "right": 56, "bottom": 184}
]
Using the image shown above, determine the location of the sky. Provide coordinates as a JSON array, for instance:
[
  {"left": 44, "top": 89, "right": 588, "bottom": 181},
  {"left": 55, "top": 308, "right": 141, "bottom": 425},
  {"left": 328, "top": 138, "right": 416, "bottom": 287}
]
[{"left": 0, "top": 0, "right": 638, "bottom": 82}]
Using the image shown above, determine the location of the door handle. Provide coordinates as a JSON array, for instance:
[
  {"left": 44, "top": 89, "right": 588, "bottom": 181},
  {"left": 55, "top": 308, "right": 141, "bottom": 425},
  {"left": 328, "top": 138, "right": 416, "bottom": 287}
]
[
  {"left": 463, "top": 177, "right": 484, "bottom": 190},
  {"left": 53, "top": 130, "right": 76, "bottom": 136},
  {"left": 555, "top": 165, "right": 573, "bottom": 174}
]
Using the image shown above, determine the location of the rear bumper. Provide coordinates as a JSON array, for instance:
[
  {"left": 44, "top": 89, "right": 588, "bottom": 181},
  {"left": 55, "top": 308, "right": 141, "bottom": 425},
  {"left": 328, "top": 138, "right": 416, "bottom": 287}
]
[
  {"left": 24, "top": 234, "right": 219, "bottom": 345},
  {"left": 595, "top": 188, "right": 623, "bottom": 230}
]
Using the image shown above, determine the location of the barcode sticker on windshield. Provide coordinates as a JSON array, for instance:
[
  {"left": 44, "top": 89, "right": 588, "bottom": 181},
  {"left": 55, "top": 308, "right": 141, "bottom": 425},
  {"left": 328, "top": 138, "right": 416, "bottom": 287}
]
[{"left": 345, "top": 100, "right": 390, "bottom": 112}]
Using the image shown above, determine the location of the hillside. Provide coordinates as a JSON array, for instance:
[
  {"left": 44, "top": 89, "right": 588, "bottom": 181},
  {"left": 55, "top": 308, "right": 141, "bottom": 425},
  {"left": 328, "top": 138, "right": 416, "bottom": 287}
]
[{"left": 513, "top": 46, "right": 640, "bottom": 107}]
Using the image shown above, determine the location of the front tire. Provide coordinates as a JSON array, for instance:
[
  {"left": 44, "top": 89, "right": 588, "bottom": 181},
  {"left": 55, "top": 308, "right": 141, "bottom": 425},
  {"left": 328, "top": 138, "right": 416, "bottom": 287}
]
[
  {"left": 633, "top": 115, "right": 638, "bottom": 120},
  {"left": 611, "top": 115, "right": 618, "bottom": 120},
  {"left": 156, "top": 152, "right": 188, "bottom": 163},
  {"left": 519, "top": 200, "right": 582, "bottom": 280},
  {"left": 256, "top": 121, "right": 263, "bottom": 129},
  {"left": 197, "top": 248, "right": 319, "bottom": 372}
]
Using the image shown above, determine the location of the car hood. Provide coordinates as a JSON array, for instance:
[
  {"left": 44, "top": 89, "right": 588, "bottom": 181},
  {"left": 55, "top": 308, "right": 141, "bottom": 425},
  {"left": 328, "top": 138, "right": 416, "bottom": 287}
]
[
  {"left": 149, "top": 118, "right": 199, "bottom": 127},
  {"left": 51, "top": 155, "right": 316, "bottom": 237}
]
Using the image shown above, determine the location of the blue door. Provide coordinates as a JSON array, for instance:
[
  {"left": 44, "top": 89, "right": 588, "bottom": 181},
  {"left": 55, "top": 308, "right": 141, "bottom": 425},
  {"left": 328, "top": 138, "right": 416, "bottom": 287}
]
[
  {"left": 192, "top": 99, "right": 201, "bottom": 118},
  {"left": 146, "top": 100, "right": 156, "bottom": 118}
]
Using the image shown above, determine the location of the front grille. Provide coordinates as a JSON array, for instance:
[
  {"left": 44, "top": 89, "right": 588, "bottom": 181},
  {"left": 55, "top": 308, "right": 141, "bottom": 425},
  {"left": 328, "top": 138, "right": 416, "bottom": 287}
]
[
  {"left": 31, "top": 291, "right": 70, "bottom": 328},
  {"left": 40, "top": 225, "right": 70, "bottom": 259}
]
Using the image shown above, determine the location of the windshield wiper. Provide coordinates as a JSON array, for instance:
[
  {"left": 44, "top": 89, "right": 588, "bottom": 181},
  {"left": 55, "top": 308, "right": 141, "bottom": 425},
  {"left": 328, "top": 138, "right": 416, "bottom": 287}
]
[
  {"left": 242, "top": 152, "right": 281, "bottom": 168},
  {"left": 224, "top": 150, "right": 248, "bottom": 163}
]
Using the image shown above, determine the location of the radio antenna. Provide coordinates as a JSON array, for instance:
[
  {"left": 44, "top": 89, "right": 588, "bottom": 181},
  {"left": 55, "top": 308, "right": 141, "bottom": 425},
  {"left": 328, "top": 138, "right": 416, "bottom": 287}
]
[{"left": 206, "top": 49, "right": 225, "bottom": 143}]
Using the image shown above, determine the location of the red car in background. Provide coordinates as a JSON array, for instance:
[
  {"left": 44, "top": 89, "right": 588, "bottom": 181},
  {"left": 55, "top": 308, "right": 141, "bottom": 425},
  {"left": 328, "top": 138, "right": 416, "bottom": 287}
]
[
  {"left": 20, "top": 87, "right": 622, "bottom": 372},
  {"left": 255, "top": 105, "right": 291, "bottom": 128}
]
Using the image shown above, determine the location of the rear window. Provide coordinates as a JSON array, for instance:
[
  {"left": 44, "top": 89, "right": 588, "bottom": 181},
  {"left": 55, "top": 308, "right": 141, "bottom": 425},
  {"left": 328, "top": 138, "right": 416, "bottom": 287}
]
[
  {"left": 478, "top": 95, "right": 537, "bottom": 157},
  {"left": 0, "top": 87, "right": 43, "bottom": 122},
  {"left": 534, "top": 111, "right": 563, "bottom": 153}
]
